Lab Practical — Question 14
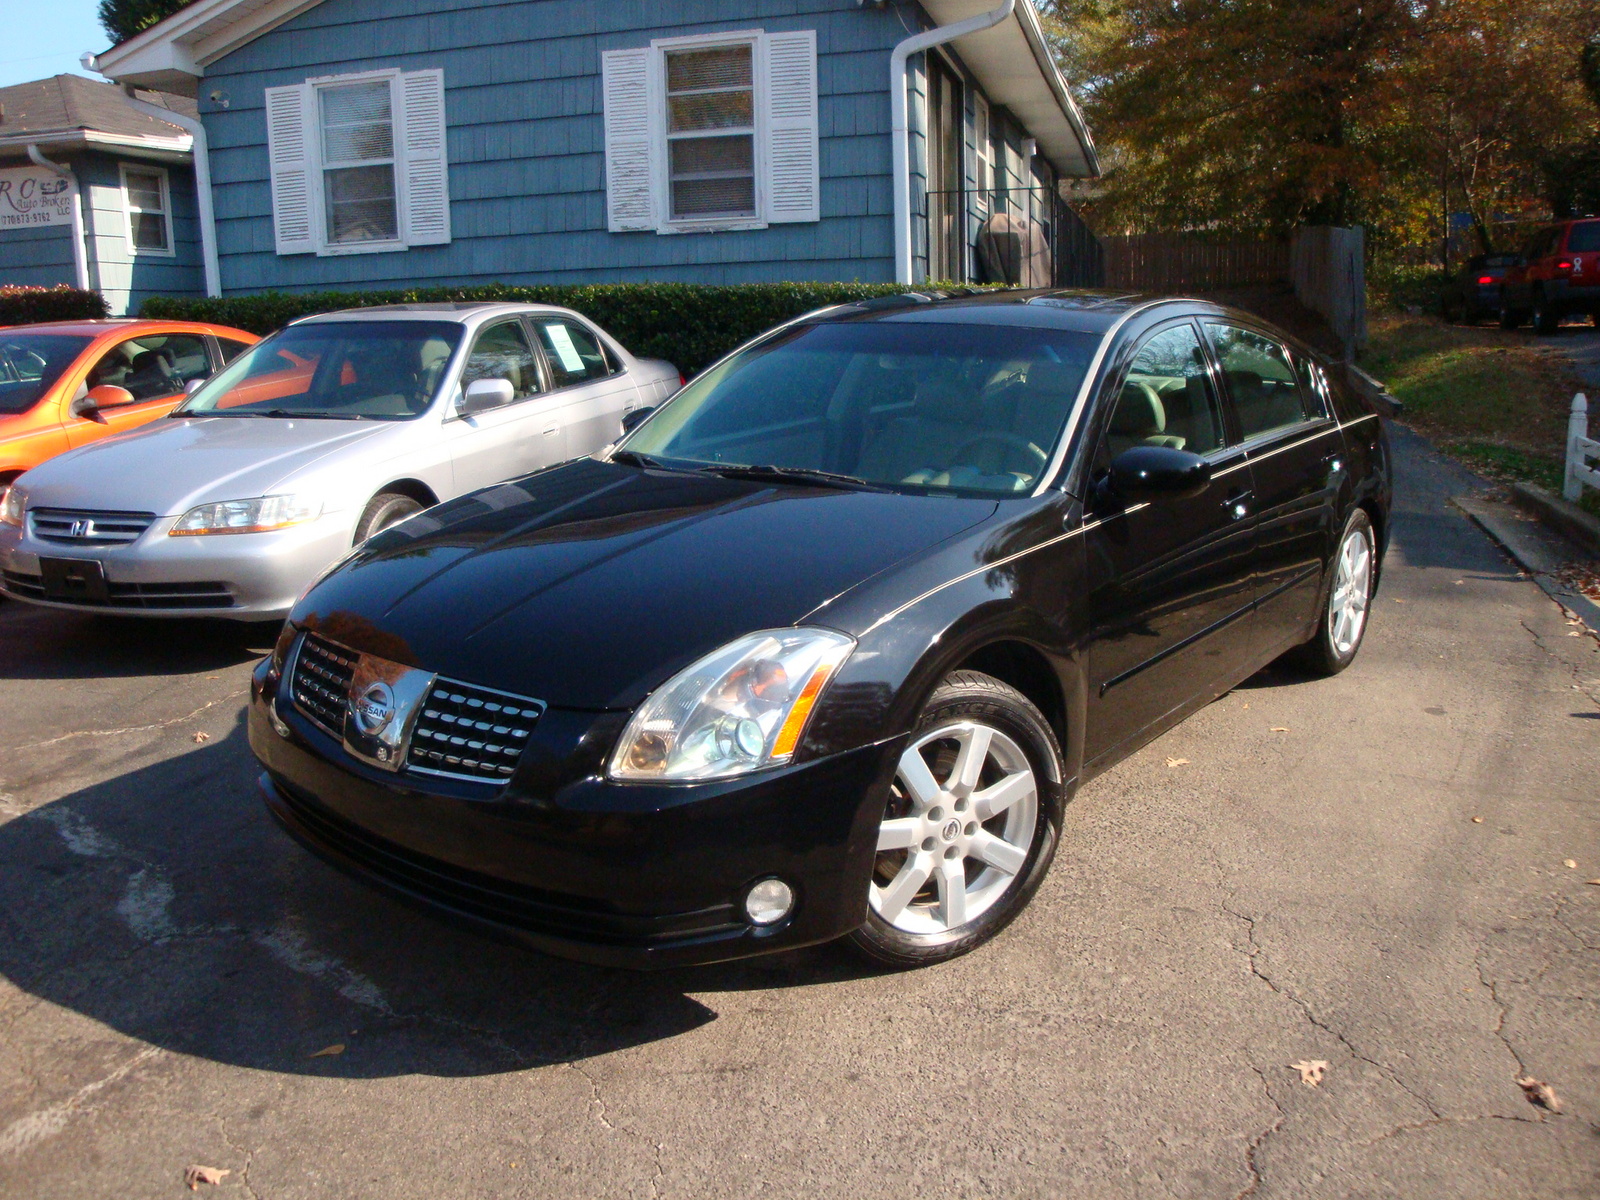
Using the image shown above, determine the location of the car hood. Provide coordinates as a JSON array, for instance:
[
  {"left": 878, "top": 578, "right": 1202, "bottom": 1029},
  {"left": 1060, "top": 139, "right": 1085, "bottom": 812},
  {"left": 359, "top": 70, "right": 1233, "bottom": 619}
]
[
  {"left": 14, "top": 416, "right": 394, "bottom": 516},
  {"left": 296, "top": 458, "right": 998, "bottom": 710}
]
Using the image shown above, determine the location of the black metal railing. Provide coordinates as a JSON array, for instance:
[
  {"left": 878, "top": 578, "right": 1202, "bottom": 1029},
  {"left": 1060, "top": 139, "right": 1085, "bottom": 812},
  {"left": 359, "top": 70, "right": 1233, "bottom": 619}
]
[{"left": 921, "top": 186, "right": 1104, "bottom": 289}]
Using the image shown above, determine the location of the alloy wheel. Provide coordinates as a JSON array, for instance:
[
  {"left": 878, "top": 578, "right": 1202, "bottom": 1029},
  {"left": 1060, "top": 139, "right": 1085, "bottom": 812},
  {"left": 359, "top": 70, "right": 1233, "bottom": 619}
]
[
  {"left": 870, "top": 721, "right": 1038, "bottom": 935},
  {"left": 1328, "top": 524, "right": 1373, "bottom": 656}
]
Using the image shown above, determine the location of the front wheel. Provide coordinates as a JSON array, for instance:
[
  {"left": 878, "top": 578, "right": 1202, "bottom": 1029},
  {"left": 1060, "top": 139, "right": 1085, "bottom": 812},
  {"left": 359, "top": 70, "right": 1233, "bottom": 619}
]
[
  {"left": 1531, "top": 290, "right": 1561, "bottom": 335},
  {"left": 1290, "top": 508, "right": 1376, "bottom": 676},
  {"left": 847, "top": 671, "right": 1063, "bottom": 968},
  {"left": 353, "top": 491, "right": 425, "bottom": 544}
]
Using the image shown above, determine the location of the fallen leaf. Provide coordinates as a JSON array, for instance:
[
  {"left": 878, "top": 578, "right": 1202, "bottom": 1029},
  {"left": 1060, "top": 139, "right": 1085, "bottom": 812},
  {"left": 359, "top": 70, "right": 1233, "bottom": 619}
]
[
  {"left": 1586, "top": 879, "right": 1600, "bottom": 886},
  {"left": 1564, "top": 859, "right": 1578, "bottom": 869},
  {"left": 1241, "top": 703, "right": 1249, "bottom": 710},
  {"left": 1516, "top": 1076, "right": 1562, "bottom": 1112},
  {"left": 1290, "top": 1060, "right": 1329, "bottom": 1087},
  {"left": 1270, "top": 727, "right": 1289, "bottom": 733},
  {"left": 1166, "top": 757, "right": 1190, "bottom": 768},
  {"left": 1393, "top": 598, "right": 1405, "bottom": 603},
  {"left": 1472, "top": 817, "right": 1484, "bottom": 823},
  {"left": 192, "top": 731, "right": 210, "bottom": 743},
  {"left": 1454, "top": 579, "right": 1464, "bottom": 585},
  {"left": 309, "top": 1043, "right": 345, "bottom": 1058},
  {"left": 185, "top": 1165, "right": 231, "bottom": 1190}
]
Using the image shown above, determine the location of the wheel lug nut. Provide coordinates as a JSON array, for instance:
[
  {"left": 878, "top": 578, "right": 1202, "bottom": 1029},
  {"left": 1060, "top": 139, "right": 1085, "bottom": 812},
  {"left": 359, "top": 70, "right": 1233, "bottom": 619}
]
[{"left": 921, "top": 837, "right": 936, "bottom": 852}]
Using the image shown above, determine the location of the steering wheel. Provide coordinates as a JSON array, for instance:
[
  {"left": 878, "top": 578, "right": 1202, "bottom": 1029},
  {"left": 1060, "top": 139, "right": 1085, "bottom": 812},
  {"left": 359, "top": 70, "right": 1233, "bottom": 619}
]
[{"left": 952, "top": 431, "right": 1049, "bottom": 476}]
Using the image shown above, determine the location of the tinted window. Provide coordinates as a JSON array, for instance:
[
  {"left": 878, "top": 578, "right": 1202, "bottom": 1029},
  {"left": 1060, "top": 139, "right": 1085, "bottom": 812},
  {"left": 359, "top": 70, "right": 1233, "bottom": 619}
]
[
  {"left": 1567, "top": 222, "right": 1600, "bottom": 253},
  {"left": 1482, "top": 254, "right": 1520, "bottom": 267},
  {"left": 218, "top": 338, "right": 252, "bottom": 363},
  {"left": 1107, "top": 323, "right": 1225, "bottom": 459},
  {"left": 623, "top": 321, "right": 1100, "bottom": 495},
  {"left": 88, "top": 333, "right": 213, "bottom": 401},
  {"left": 179, "top": 321, "right": 461, "bottom": 420},
  {"left": 1205, "top": 323, "right": 1316, "bottom": 439},
  {"left": 1292, "top": 352, "right": 1331, "bottom": 420},
  {"left": 532, "top": 319, "right": 612, "bottom": 388},
  {"left": 461, "top": 321, "right": 541, "bottom": 406},
  {"left": 0, "top": 334, "right": 92, "bottom": 415}
]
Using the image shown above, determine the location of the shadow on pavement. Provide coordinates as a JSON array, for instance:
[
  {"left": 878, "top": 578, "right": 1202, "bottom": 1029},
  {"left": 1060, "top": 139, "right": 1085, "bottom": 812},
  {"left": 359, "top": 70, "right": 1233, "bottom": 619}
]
[
  {"left": 0, "top": 713, "right": 874, "bottom": 1079},
  {"left": 0, "top": 603, "right": 279, "bottom": 682}
]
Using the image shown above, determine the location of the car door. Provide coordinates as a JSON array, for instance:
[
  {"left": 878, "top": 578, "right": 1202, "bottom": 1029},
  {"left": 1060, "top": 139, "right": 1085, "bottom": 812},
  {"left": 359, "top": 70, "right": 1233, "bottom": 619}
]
[
  {"left": 526, "top": 315, "right": 643, "bottom": 456},
  {"left": 1081, "top": 319, "right": 1258, "bottom": 764},
  {"left": 65, "top": 331, "right": 218, "bottom": 447},
  {"left": 1205, "top": 322, "right": 1344, "bottom": 654},
  {"left": 444, "top": 318, "right": 564, "bottom": 493}
]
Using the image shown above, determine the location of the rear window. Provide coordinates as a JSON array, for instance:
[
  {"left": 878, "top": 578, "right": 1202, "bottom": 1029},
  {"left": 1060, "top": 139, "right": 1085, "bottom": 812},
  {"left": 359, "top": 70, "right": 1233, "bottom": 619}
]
[{"left": 1567, "top": 222, "right": 1600, "bottom": 253}]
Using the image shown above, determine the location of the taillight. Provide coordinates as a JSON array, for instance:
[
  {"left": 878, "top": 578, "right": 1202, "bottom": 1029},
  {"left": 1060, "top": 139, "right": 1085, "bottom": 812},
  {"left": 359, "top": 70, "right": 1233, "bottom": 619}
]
[
  {"left": 1477, "top": 275, "right": 1494, "bottom": 285},
  {"left": 1558, "top": 260, "right": 1574, "bottom": 271},
  {"left": 679, "top": 371, "right": 687, "bottom": 387}
]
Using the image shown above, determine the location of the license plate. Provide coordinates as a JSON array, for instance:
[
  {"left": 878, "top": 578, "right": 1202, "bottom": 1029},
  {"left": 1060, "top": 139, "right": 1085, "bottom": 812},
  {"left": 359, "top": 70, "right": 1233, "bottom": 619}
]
[{"left": 39, "top": 557, "right": 110, "bottom": 604}]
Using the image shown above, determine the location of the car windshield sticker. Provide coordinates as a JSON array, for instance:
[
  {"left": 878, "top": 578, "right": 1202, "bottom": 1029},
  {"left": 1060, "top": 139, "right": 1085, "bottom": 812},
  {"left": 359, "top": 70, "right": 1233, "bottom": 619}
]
[{"left": 545, "top": 324, "right": 586, "bottom": 374}]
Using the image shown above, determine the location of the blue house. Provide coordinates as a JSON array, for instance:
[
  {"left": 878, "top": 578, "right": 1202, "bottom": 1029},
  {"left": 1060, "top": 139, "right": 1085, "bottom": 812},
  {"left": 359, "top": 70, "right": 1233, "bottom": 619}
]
[
  {"left": 90, "top": 0, "right": 1099, "bottom": 299},
  {"left": 0, "top": 75, "right": 208, "bottom": 314}
]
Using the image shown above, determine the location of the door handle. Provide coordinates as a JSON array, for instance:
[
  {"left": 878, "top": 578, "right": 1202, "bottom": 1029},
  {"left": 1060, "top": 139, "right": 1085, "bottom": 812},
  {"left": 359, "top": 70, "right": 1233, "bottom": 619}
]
[
  {"left": 1225, "top": 487, "right": 1253, "bottom": 521},
  {"left": 542, "top": 425, "right": 560, "bottom": 437}
]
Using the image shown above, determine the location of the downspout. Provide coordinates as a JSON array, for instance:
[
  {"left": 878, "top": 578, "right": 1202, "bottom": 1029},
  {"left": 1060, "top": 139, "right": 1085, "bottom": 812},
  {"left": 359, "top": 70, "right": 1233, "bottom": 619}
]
[
  {"left": 116, "top": 83, "right": 222, "bottom": 298},
  {"left": 890, "top": 0, "right": 1015, "bottom": 285},
  {"left": 26, "top": 145, "right": 90, "bottom": 292}
]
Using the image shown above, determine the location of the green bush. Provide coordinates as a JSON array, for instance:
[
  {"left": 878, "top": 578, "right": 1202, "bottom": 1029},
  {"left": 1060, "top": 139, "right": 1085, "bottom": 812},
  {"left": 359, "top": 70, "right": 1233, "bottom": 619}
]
[
  {"left": 141, "top": 282, "right": 1001, "bottom": 374},
  {"left": 0, "top": 285, "right": 110, "bottom": 326},
  {"left": 1367, "top": 261, "right": 1447, "bottom": 314}
]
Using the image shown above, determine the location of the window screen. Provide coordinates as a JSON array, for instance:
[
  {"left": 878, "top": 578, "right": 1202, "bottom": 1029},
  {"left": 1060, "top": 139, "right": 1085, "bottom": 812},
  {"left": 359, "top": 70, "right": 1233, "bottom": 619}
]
[
  {"left": 319, "top": 80, "right": 398, "bottom": 244},
  {"left": 665, "top": 44, "right": 756, "bottom": 220}
]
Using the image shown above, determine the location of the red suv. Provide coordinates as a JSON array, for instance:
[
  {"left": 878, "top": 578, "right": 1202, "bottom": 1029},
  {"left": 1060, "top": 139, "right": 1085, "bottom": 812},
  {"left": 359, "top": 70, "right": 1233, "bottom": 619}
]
[{"left": 1501, "top": 218, "right": 1600, "bottom": 333}]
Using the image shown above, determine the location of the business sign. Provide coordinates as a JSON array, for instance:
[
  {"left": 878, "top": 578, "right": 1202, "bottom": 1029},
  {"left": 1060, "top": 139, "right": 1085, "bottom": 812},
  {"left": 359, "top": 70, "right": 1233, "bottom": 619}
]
[{"left": 0, "top": 167, "right": 74, "bottom": 231}]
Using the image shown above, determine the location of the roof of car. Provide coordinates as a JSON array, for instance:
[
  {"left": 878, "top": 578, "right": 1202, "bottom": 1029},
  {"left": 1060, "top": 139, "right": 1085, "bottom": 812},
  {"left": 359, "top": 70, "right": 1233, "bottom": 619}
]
[
  {"left": 0, "top": 318, "right": 216, "bottom": 336},
  {"left": 296, "top": 302, "right": 562, "bottom": 324},
  {"left": 811, "top": 288, "right": 1221, "bottom": 335}
]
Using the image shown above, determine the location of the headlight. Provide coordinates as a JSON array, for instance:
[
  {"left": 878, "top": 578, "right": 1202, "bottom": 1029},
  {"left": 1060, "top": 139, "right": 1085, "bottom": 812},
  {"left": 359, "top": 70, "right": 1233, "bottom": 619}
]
[
  {"left": 0, "top": 483, "right": 25, "bottom": 527},
  {"left": 169, "top": 494, "right": 322, "bottom": 536},
  {"left": 609, "top": 628, "right": 854, "bottom": 782}
]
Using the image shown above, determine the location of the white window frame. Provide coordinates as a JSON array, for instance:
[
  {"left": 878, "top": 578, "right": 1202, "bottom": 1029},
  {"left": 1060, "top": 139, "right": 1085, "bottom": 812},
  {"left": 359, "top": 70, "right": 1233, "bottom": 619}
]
[
  {"left": 974, "top": 93, "right": 993, "bottom": 215},
  {"left": 307, "top": 67, "right": 407, "bottom": 257},
  {"left": 651, "top": 30, "right": 768, "bottom": 235},
  {"left": 120, "top": 163, "right": 174, "bottom": 257}
]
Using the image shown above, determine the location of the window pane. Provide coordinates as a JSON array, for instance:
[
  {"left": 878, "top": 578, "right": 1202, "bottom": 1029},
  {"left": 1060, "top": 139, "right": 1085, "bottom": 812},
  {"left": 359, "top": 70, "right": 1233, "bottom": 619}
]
[
  {"left": 130, "top": 212, "right": 169, "bottom": 251},
  {"left": 1109, "top": 323, "right": 1225, "bottom": 458},
  {"left": 325, "top": 164, "right": 398, "bottom": 243},
  {"left": 532, "top": 320, "right": 607, "bottom": 388},
  {"left": 666, "top": 46, "right": 752, "bottom": 93},
  {"left": 462, "top": 321, "right": 541, "bottom": 402},
  {"left": 1205, "top": 323, "right": 1313, "bottom": 439},
  {"left": 96, "top": 334, "right": 211, "bottom": 401},
  {"left": 320, "top": 81, "right": 393, "bottom": 163},
  {"left": 671, "top": 175, "right": 756, "bottom": 218},
  {"left": 669, "top": 135, "right": 755, "bottom": 218},
  {"left": 668, "top": 90, "right": 753, "bottom": 133},
  {"left": 218, "top": 338, "right": 252, "bottom": 364},
  {"left": 125, "top": 171, "right": 163, "bottom": 212},
  {"left": 1568, "top": 222, "right": 1600, "bottom": 252}
]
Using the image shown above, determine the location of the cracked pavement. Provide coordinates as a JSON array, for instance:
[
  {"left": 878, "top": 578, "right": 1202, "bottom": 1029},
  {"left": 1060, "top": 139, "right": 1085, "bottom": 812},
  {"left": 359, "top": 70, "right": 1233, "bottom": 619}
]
[{"left": 0, "top": 424, "right": 1596, "bottom": 1198}]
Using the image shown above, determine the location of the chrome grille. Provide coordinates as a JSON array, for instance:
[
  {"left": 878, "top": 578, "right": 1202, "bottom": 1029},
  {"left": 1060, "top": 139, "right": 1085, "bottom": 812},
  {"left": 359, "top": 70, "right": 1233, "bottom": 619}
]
[
  {"left": 290, "top": 634, "right": 357, "bottom": 737},
  {"left": 30, "top": 508, "right": 156, "bottom": 545},
  {"left": 408, "top": 678, "right": 544, "bottom": 783}
]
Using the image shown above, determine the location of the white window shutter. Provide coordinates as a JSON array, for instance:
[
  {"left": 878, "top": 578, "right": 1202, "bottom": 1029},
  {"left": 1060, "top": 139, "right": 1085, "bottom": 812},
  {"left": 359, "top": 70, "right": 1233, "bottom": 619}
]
[
  {"left": 399, "top": 69, "right": 451, "bottom": 246},
  {"left": 762, "top": 30, "right": 819, "bottom": 224},
  {"left": 602, "top": 48, "right": 656, "bottom": 232},
  {"left": 265, "top": 83, "right": 315, "bottom": 255}
]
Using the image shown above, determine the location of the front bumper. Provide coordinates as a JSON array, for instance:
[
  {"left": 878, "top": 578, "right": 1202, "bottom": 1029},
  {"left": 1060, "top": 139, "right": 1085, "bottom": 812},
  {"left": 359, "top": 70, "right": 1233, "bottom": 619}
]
[
  {"left": 0, "top": 513, "right": 352, "bottom": 619},
  {"left": 249, "top": 659, "right": 899, "bottom": 969}
]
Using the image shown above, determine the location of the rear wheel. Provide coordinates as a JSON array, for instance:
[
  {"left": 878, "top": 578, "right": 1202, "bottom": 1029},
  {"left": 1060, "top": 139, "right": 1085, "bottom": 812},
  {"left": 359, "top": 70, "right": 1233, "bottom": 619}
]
[
  {"left": 1289, "top": 508, "right": 1376, "bottom": 677},
  {"left": 848, "top": 671, "right": 1063, "bottom": 968},
  {"left": 1531, "top": 290, "right": 1561, "bottom": 335},
  {"left": 353, "top": 492, "right": 425, "bottom": 543}
]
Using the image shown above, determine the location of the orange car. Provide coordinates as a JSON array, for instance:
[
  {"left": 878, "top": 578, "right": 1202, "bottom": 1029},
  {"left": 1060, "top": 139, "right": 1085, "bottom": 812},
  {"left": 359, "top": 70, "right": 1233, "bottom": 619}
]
[{"left": 0, "top": 319, "right": 259, "bottom": 500}]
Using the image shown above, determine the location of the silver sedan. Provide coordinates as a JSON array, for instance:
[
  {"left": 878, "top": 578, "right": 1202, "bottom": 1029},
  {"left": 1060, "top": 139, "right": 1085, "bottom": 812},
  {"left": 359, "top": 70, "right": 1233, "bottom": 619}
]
[{"left": 0, "top": 302, "right": 679, "bottom": 620}]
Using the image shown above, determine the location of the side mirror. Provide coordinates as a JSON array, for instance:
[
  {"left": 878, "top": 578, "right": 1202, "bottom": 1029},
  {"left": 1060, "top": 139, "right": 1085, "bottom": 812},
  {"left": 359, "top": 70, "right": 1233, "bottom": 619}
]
[
  {"left": 458, "top": 378, "right": 513, "bottom": 417},
  {"left": 1106, "top": 445, "right": 1212, "bottom": 501},
  {"left": 184, "top": 378, "right": 206, "bottom": 395},
  {"left": 71, "top": 384, "right": 136, "bottom": 424},
  {"left": 620, "top": 406, "right": 655, "bottom": 434}
]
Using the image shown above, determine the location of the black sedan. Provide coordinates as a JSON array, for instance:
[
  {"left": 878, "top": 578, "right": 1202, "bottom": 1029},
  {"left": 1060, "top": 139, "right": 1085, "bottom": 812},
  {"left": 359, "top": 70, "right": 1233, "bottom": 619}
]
[
  {"left": 1441, "top": 253, "right": 1521, "bottom": 323},
  {"left": 248, "top": 290, "right": 1391, "bottom": 969}
]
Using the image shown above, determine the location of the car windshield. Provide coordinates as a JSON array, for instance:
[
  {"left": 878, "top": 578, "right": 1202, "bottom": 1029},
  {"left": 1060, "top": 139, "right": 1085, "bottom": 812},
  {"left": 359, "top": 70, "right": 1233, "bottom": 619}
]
[
  {"left": 619, "top": 320, "right": 1101, "bottom": 495},
  {"left": 0, "top": 334, "right": 93, "bottom": 416},
  {"left": 1568, "top": 222, "right": 1600, "bottom": 253},
  {"left": 176, "top": 320, "right": 462, "bottom": 420}
]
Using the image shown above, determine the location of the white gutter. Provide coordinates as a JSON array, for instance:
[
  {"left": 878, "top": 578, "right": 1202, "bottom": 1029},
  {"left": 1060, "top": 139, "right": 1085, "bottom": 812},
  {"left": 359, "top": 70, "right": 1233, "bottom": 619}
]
[
  {"left": 115, "top": 83, "right": 221, "bottom": 298},
  {"left": 25, "top": 145, "right": 90, "bottom": 291},
  {"left": 890, "top": 0, "right": 1015, "bottom": 286}
]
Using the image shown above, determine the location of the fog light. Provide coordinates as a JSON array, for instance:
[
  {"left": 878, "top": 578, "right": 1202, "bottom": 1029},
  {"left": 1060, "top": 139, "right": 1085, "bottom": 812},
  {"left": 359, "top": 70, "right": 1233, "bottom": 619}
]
[{"left": 743, "top": 878, "right": 794, "bottom": 926}]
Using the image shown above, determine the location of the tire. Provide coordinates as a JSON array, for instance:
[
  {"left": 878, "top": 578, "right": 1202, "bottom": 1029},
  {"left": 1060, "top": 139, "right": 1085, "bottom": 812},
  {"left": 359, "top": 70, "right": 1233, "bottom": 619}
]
[
  {"left": 847, "top": 670, "right": 1064, "bottom": 969},
  {"left": 1288, "top": 508, "right": 1376, "bottom": 677},
  {"left": 353, "top": 491, "right": 425, "bottom": 543},
  {"left": 1499, "top": 300, "right": 1524, "bottom": 330},
  {"left": 1531, "top": 290, "right": 1560, "bottom": 335}
]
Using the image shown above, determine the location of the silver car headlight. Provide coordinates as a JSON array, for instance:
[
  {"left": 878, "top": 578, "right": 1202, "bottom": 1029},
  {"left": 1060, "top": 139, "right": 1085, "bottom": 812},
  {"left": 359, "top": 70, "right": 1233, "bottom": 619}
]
[
  {"left": 0, "top": 483, "right": 25, "bottom": 527},
  {"left": 169, "top": 494, "right": 323, "bottom": 536},
  {"left": 609, "top": 628, "right": 855, "bottom": 782}
]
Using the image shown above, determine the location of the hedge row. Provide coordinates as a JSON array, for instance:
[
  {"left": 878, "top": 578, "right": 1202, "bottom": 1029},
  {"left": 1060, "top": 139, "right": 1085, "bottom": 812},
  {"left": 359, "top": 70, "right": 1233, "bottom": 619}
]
[
  {"left": 0, "top": 285, "right": 110, "bottom": 326},
  {"left": 140, "top": 282, "right": 1000, "bottom": 374}
]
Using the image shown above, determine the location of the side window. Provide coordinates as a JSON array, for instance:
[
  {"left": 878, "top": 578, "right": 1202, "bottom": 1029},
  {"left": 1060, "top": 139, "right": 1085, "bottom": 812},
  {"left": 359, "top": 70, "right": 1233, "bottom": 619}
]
[
  {"left": 461, "top": 321, "right": 541, "bottom": 406},
  {"left": 218, "top": 338, "right": 252, "bottom": 364},
  {"left": 90, "top": 334, "right": 213, "bottom": 401},
  {"left": 532, "top": 319, "right": 611, "bottom": 388},
  {"left": 1204, "top": 323, "right": 1315, "bottom": 441},
  {"left": 1292, "top": 352, "right": 1331, "bottom": 420},
  {"left": 1105, "top": 322, "right": 1226, "bottom": 460}
]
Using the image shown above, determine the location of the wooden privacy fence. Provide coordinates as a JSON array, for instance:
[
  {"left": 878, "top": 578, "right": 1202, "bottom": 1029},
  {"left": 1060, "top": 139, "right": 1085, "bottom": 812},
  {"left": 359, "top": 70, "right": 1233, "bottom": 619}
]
[
  {"left": 1100, "top": 235, "right": 1289, "bottom": 292},
  {"left": 1291, "top": 226, "right": 1367, "bottom": 360}
]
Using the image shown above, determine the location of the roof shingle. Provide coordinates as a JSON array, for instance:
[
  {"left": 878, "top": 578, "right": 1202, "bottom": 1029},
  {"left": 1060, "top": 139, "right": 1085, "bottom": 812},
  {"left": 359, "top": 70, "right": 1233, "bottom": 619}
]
[{"left": 0, "top": 74, "right": 195, "bottom": 142}]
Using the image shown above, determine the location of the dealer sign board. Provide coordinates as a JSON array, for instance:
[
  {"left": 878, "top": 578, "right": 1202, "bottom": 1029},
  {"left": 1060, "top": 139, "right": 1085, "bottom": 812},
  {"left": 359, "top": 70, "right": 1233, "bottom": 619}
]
[{"left": 0, "top": 167, "right": 74, "bottom": 231}]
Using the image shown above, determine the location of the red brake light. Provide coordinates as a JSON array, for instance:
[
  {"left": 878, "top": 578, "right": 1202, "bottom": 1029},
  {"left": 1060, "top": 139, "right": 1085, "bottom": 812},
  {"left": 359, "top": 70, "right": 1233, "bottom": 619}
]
[
  {"left": 1477, "top": 275, "right": 1494, "bottom": 285},
  {"left": 1558, "top": 260, "right": 1574, "bottom": 271},
  {"left": 679, "top": 371, "right": 687, "bottom": 387}
]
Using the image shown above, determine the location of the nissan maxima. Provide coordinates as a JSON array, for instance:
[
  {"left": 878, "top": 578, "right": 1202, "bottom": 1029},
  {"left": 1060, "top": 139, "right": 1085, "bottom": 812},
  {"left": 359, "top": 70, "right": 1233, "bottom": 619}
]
[
  {"left": 0, "top": 302, "right": 677, "bottom": 619},
  {"left": 249, "top": 290, "right": 1390, "bottom": 969}
]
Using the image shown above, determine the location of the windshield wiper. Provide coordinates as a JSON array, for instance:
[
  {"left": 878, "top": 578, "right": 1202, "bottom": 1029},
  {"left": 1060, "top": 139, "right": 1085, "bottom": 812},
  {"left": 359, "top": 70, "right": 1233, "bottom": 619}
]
[
  {"left": 610, "top": 448, "right": 674, "bottom": 469},
  {"left": 180, "top": 408, "right": 358, "bottom": 420},
  {"left": 693, "top": 463, "right": 889, "bottom": 492}
]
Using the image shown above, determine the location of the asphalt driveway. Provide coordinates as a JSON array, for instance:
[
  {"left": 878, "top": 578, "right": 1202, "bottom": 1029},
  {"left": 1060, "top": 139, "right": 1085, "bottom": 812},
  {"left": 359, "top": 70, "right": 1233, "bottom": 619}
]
[{"left": 0, "top": 424, "right": 1596, "bottom": 1199}]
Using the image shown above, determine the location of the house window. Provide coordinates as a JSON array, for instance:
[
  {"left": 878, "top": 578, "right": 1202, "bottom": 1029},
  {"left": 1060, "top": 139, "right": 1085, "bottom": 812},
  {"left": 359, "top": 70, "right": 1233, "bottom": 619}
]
[
  {"left": 665, "top": 44, "right": 757, "bottom": 221},
  {"left": 974, "top": 94, "right": 993, "bottom": 212},
  {"left": 122, "top": 165, "right": 172, "bottom": 255},
  {"left": 318, "top": 79, "right": 398, "bottom": 245}
]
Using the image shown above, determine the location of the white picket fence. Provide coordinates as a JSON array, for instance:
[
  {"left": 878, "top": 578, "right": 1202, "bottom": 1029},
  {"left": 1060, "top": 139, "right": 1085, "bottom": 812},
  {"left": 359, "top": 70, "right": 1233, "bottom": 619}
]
[{"left": 1566, "top": 393, "right": 1600, "bottom": 502}]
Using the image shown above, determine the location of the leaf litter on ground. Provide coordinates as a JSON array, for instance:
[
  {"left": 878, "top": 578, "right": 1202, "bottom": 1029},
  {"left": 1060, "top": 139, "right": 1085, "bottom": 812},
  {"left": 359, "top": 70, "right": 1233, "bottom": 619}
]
[
  {"left": 1517, "top": 1077, "right": 1562, "bottom": 1112},
  {"left": 185, "top": 1166, "right": 230, "bottom": 1189},
  {"left": 1290, "top": 1060, "right": 1329, "bottom": 1087}
]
